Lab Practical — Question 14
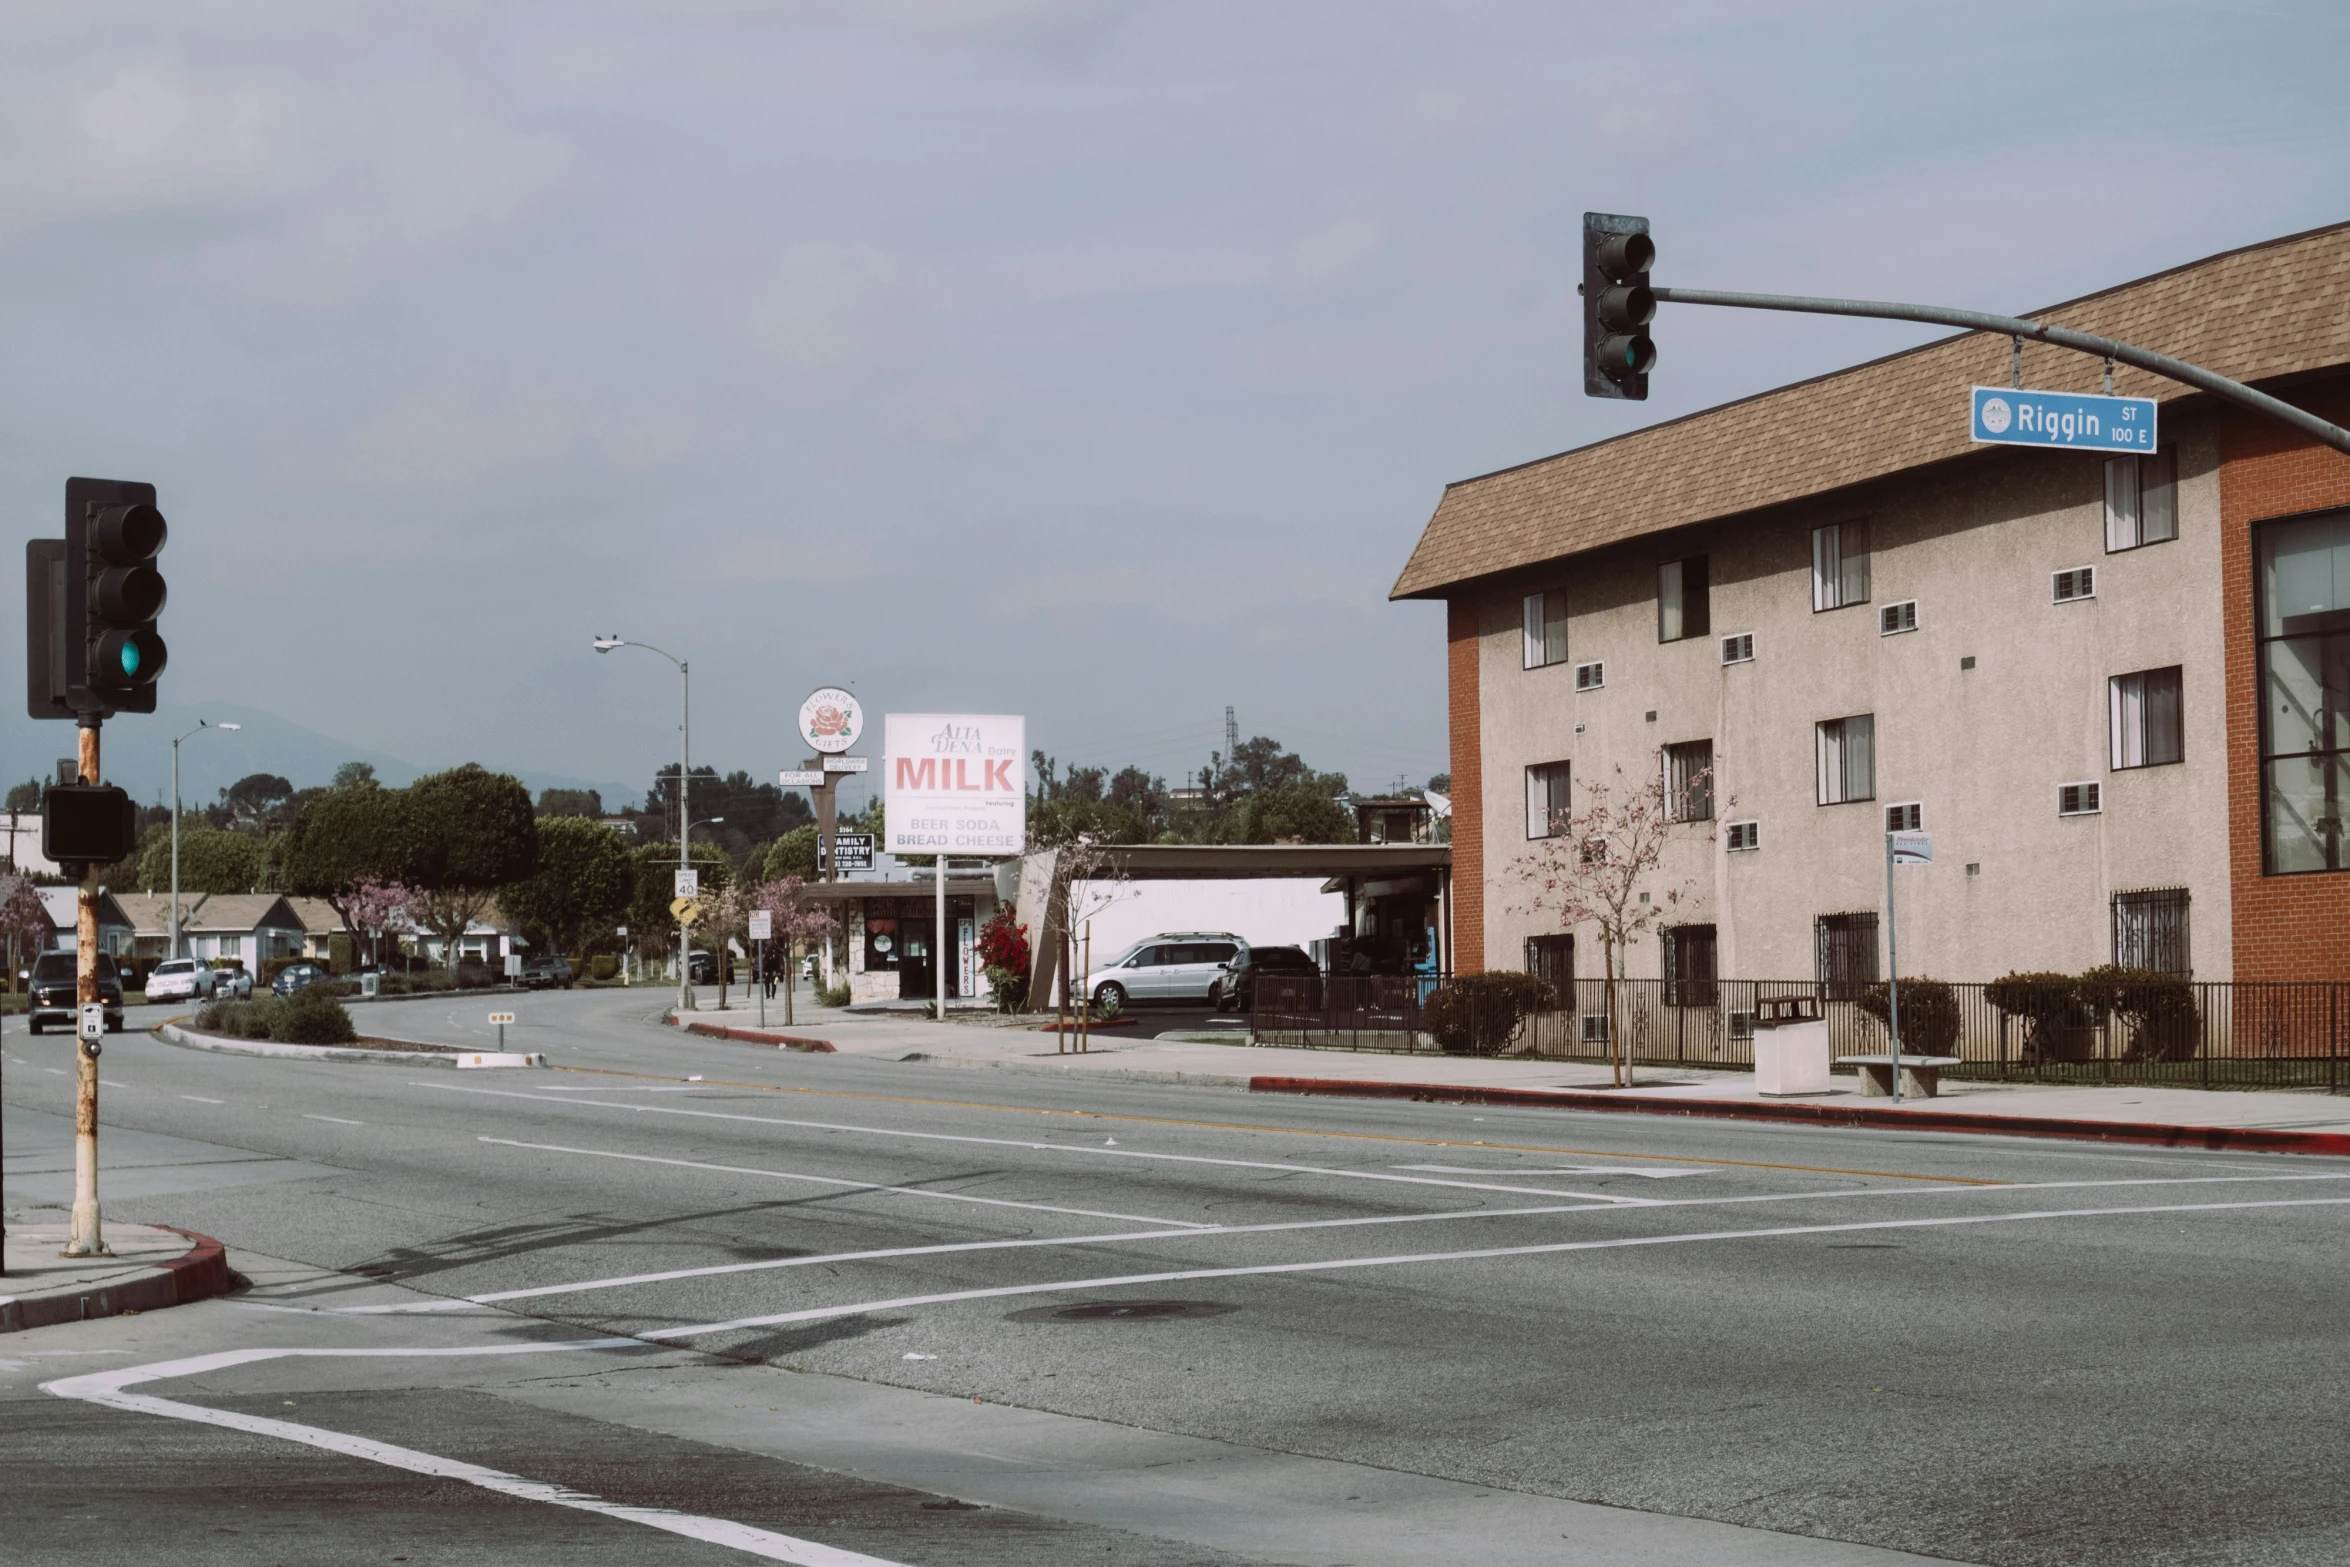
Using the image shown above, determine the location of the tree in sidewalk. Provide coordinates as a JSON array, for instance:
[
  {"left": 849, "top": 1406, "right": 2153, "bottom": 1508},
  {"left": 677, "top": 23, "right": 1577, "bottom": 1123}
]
[
  {"left": 497, "top": 816, "right": 634, "bottom": 962},
  {"left": 1507, "top": 764, "right": 1717, "bottom": 1086},
  {"left": 285, "top": 783, "right": 421, "bottom": 951},
  {"left": 404, "top": 765, "right": 538, "bottom": 969},
  {"left": 744, "top": 876, "right": 838, "bottom": 1025},
  {"left": 0, "top": 872, "right": 47, "bottom": 993}
]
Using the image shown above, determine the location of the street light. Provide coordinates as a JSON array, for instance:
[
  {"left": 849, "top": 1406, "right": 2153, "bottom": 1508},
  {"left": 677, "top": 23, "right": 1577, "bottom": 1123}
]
[
  {"left": 593, "top": 635, "right": 695, "bottom": 1012},
  {"left": 170, "top": 720, "right": 240, "bottom": 960}
]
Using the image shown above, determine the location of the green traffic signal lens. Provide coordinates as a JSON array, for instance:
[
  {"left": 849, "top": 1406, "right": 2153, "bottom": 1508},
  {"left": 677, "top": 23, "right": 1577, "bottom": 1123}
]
[{"left": 120, "top": 642, "right": 141, "bottom": 676}]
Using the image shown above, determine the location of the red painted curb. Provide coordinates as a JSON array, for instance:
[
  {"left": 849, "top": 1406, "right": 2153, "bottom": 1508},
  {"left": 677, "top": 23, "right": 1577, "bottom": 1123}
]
[
  {"left": 1246, "top": 1076, "right": 2350, "bottom": 1158},
  {"left": 679, "top": 1020, "right": 835, "bottom": 1052},
  {"left": 1037, "top": 1017, "right": 1139, "bottom": 1033},
  {"left": 0, "top": 1226, "right": 235, "bottom": 1334}
]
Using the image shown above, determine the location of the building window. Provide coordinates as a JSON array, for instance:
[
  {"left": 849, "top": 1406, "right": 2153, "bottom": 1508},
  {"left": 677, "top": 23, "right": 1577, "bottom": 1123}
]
[
  {"left": 2112, "top": 887, "right": 2191, "bottom": 976},
  {"left": 1815, "top": 912, "right": 1879, "bottom": 1000},
  {"left": 1879, "top": 600, "right": 1919, "bottom": 636},
  {"left": 1524, "top": 934, "right": 1573, "bottom": 997},
  {"left": 2053, "top": 566, "right": 2096, "bottom": 603},
  {"left": 1816, "top": 714, "right": 1876, "bottom": 804},
  {"left": 2258, "top": 509, "right": 2350, "bottom": 874},
  {"left": 1525, "top": 760, "right": 1572, "bottom": 839},
  {"left": 1884, "top": 801, "right": 1922, "bottom": 832},
  {"left": 1658, "top": 555, "right": 1710, "bottom": 642},
  {"left": 2058, "top": 782, "right": 2102, "bottom": 816},
  {"left": 2105, "top": 450, "right": 2178, "bottom": 552},
  {"left": 2110, "top": 666, "right": 2185, "bottom": 769},
  {"left": 1662, "top": 740, "right": 1714, "bottom": 822},
  {"left": 1663, "top": 924, "right": 1718, "bottom": 1008},
  {"left": 1522, "top": 590, "right": 1569, "bottom": 670},
  {"left": 1575, "top": 661, "right": 1605, "bottom": 692},
  {"left": 1720, "top": 632, "right": 1754, "bottom": 664},
  {"left": 1725, "top": 820, "right": 1760, "bottom": 851},
  {"left": 1812, "top": 520, "right": 1871, "bottom": 610}
]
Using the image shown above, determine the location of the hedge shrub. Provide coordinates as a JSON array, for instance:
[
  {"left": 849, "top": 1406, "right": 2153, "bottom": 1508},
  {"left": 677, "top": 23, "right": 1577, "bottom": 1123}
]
[
  {"left": 1854, "top": 977, "right": 1963, "bottom": 1057},
  {"left": 1423, "top": 972, "right": 1554, "bottom": 1056}
]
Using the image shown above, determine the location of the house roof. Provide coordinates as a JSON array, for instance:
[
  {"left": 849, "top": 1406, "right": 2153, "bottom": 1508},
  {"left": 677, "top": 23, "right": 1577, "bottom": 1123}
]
[
  {"left": 282, "top": 897, "right": 349, "bottom": 935},
  {"left": 37, "top": 887, "right": 131, "bottom": 931},
  {"left": 1391, "top": 221, "right": 2350, "bottom": 599},
  {"left": 110, "top": 891, "right": 303, "bottom": 936}
]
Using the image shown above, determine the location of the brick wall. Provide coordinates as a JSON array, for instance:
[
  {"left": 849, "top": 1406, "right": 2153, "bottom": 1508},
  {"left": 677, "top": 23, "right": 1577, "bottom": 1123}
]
[
  {"left": 1447, "top": 598, "right": 1483, "bottom": 973},
  {"left": 2219, "top": 383, "right": 2350, "bottom": 980}
]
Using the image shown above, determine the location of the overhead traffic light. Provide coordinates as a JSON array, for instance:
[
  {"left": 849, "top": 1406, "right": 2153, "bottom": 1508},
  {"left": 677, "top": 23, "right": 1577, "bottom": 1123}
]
[
  {"left": 26, "top": 478, "right": 168, "bottom": 719},
  {"left": 1583, "top": 212, "right": 1655, "bottom": 400}
]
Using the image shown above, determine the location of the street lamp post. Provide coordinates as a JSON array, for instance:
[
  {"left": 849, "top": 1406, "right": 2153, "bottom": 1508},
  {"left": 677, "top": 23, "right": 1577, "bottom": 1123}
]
[
  {"left": 170, "top": 720, "right": 240, "bottom": 960},
  {"left": 594, "top": 636, "right": 693, "bottom": 1012}
]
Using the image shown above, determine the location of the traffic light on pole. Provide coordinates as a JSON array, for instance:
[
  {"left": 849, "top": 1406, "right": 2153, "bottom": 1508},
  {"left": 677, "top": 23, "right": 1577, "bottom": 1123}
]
[
  {"left": 65, "top": 478, "right": 168, "bottom": 716},
  {"left": 1583, "top": 212, "right": 1655, "bottom": 400}
]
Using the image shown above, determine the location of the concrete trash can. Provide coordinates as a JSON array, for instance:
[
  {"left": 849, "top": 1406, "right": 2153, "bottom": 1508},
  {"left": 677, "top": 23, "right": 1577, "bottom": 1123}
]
[{"left": 1752, "top": 996, "right": 1831, "bottom": 1096}]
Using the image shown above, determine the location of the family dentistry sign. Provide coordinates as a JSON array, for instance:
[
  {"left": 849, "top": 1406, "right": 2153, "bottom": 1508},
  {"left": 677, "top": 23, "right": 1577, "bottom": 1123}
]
[{"left": 883, "top": 713, "right": 1026, "bottom": 856}]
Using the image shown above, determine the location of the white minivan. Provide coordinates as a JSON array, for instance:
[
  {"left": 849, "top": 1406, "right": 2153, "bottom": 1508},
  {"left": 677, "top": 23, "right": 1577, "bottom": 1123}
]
[{"left": 1083, "top": 932, "right": 1247, "bottom": 1009}]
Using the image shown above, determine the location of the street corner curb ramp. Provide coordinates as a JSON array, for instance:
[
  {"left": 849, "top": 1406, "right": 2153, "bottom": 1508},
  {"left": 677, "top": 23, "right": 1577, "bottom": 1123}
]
[
  {"left": 0, "top": 1227, "right": 234, "bottom": 1334},
  {"left": 1245, "top": 1076, "right": 2350, "bottom": 1159},
  {"left": 674, "top": 1018, "right": 835, "bottom": 1052}
]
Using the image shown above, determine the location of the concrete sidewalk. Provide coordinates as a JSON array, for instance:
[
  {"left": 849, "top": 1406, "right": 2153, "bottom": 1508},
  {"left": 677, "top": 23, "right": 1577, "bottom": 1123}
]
[
  {"left": 671, "top": 998, "right": 2350, "bottom": 1150},
  {"left": 1, "top": 1218, "right": 233, "bottom": 1332}
]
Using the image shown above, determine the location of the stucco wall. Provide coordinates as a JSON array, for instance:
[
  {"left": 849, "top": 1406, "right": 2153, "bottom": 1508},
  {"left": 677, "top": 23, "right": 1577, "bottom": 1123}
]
[{"left": 1476, "top": 420, "right": 2233, "bottom": 982}]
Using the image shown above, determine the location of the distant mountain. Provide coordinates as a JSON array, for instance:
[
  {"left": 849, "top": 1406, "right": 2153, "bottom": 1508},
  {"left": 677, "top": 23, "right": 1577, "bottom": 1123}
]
[{"left": 2, "top": 702, "right": 635, "bottom": 813}]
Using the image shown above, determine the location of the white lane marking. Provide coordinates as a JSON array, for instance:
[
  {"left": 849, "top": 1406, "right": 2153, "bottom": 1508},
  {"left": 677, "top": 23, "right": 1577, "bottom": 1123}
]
[
  {"left": 179, "top": 1094, "right": 226, "bottom": 1105},
  {"left": 45, "top": 1342, "right": 906, "bottom": 1567},
  {"left": 413, "top": 1082, "right": 1657, "bottom": 1204},
  {"left": 345, "top": 1170, "right": 2350, "bottom": 1315},
  {"left": 480, "top": 1137, "right": 1213, "bottom": 1229},
  {"left": 99, "top": 1079, "right": 128, "bottom": 1089},
  {"left": 646, "top": 1194, "right": 2350, "bottom": 1340},
  {"left": 44, "top": 1067, "right": 65, "bottom": 1076},
  {"left": 1399, "top": 1164, "right": 1709, "bottom": 1178},
  {"left": 303, "top": 1114, "right": 364, "bottom": 1126}
]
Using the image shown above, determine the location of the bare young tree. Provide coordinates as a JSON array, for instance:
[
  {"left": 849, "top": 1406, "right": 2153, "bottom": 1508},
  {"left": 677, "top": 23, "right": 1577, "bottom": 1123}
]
[
  {"left": 1508, "top": 763, "right": 1717, "bottom": 1087},
  {"left": 746, "top": 876, "right": 838, "bottom": 1026}
]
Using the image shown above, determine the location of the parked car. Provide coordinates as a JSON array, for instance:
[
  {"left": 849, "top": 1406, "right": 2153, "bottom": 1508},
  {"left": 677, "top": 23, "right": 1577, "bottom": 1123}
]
[
  {"left": 519, "top": 954, "right": 574, "bottom": 990},
  {"left": 688, "top": 950, "right": 720, "bottom": 984},
  {"left": 1083, "top": 932, "right": 1248, "bottom": 1010},
  {"left": 271, "top": 961, "right": 330, "bottom": 997},
  {"left": 210, "top": 963, "right": 255, "bottom": 1000},
  {"left": 144, "top": 957, "right": 216, "bottom": 1004},
  {"left": 1212, "top": 945, "right": 1322, "bottom": 1012},
  {"left": 23, "top": 950, "right": 125, "bottom": 1035}
]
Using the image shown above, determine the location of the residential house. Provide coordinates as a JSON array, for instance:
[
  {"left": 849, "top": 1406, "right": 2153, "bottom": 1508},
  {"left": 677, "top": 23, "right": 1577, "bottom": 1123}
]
[{"left": 113, "top": 891, "right": 305, "bottom": 972}]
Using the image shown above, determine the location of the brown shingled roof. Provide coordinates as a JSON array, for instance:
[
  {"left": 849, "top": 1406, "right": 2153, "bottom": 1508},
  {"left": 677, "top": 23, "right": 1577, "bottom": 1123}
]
[{"left": 1391, "top": 221, "right": 2350, "bottom": 599}]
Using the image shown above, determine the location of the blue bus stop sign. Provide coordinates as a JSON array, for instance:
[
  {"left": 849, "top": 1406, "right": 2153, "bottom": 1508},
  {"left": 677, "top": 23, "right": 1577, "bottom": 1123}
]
[{"left": 1973, "top": 386, "right": 2157, "bottom": 453}]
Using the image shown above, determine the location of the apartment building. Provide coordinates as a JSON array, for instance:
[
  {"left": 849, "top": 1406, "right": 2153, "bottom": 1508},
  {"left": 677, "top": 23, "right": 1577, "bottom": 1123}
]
[{"left": 1393, "top": 223, "right": 2350, "bottom": 988}]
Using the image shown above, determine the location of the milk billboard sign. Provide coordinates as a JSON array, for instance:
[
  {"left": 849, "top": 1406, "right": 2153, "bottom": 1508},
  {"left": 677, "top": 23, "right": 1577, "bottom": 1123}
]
[{"left": 883, "top": 713, "right": 1026, "bottom": 857}]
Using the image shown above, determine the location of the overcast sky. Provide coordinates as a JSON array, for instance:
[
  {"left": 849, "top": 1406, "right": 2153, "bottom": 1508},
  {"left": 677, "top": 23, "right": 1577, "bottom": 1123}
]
[{"left": 6, "top": 0, "right": 2347, "bottom": 811}]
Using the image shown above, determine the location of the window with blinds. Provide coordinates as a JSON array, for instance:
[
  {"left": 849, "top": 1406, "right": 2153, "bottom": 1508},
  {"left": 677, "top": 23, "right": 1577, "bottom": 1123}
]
[
  {"left": 1812, "top": 520, "right": 1871, "bottom": 610},
  {"left": 1522, "top": 590, "right": 1569, "bottom": 669},
  {"left": 2110, "top": 666, "right": 2184, "bottom": 769},
  {"left": 2106, "top": 450, "right": 2178, "bottom": 552},
  {"left": 1658, "top": 556, "right": 1710, "bottom": 642},
  {"left": 1816, "top": 714, "right": 1876, "bottom": 804},
  {"left": 1662, "top": 739, "right": 1714, "bottom": 822},
  {"left": 1524, "top": 760, "right": 1571, "bottom": 839}
]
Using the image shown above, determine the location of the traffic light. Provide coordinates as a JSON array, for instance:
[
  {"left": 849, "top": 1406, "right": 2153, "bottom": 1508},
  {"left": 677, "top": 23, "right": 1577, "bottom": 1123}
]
[
  {"left": 41, "top": 782, "right": 138, "bottom": 869},
  {"left": 1583, "top": 212, "right": 1656, "bottom": 400},
  {"left": 28, "top": 477, "right": 169, "bottom": 718}
]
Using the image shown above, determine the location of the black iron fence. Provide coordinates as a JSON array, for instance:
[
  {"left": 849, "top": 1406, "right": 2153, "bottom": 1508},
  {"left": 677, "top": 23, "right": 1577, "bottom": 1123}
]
[{"left": 1250, "top": 975, "right": 2350, "bottom": 1092}]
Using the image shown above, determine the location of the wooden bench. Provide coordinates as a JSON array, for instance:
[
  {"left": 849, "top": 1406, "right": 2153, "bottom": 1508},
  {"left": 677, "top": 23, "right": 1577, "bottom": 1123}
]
[{"left": 1834, "top": 1053, "right": 1963, "bottom": 1099}]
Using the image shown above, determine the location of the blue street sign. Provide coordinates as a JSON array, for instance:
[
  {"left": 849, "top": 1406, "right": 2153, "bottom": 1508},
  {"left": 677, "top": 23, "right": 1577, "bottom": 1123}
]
[{"left": 1972, "top": 386, "right": 2156, "bottom": 453}]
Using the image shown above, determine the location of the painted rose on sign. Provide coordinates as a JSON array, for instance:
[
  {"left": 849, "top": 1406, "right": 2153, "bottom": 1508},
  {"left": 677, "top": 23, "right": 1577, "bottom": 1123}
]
[{"left": 798, "top": 687, "right": 863, "bottom": 754}]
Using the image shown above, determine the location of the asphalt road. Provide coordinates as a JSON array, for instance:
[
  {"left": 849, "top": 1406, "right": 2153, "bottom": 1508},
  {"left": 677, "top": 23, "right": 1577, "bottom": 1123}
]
[{"left": 6, "top": 987, "right": 2350, "bottom": 1566}]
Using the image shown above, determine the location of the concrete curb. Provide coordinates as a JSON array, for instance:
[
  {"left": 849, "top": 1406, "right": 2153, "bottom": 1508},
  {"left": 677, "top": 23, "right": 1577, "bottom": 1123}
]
[
  {"left": 898, "top": 1052, "right": 1254, "bottom": 1089},
  {"left": 1247, "top": 1075, "right": 2350, "bottom": 1158},
  {"left": 0, "top": 1226, "right": 234, "bottom": 1334},
  {"left": 676, "top": 1019, "right": 835, "bottom": 1052},
  {"left": 155, "top": 1021, "right": 462, "bottom": 1068}
]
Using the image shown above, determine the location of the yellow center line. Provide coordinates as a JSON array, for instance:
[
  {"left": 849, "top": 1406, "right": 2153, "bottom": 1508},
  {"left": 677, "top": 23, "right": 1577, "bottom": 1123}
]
[{"left": 544, "top": 1063, "right": 2004, "bottom": 1186}]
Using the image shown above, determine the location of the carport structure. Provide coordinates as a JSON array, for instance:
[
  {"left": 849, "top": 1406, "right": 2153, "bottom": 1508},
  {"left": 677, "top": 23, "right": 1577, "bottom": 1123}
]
[{"left": 1011, "top": 842, "right": 1451, "bottom": 1013}]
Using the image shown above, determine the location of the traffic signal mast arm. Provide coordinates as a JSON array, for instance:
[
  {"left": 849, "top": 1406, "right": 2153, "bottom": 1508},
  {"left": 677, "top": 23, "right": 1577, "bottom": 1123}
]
[{"left": 1648, "top": 285, "right": 2350, "bottom": 458}]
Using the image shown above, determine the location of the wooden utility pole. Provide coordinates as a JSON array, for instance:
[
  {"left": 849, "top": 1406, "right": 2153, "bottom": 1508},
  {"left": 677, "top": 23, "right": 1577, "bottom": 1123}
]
[{"left": 65, "top": 720, "right": 108, "bottom": 1258}]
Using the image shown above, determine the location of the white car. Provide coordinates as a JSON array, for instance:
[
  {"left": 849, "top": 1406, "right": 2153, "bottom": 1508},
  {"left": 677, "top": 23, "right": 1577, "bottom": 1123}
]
[
  {"left": 210, "top": 964, "right": 255, "bottom": 1000},
  {"left": 144, "top": 958, "right": 215, "bottom": 1003},
  {"left": 1082, "top": 932, "right": 1248, "bottom": 1010}
]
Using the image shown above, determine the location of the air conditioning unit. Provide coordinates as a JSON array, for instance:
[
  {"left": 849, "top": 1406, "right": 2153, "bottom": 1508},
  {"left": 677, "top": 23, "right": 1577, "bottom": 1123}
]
[
  {"left": 1579, "top": 1013, "right": 1610, "bottom": 1043},
  {"left": 1720, "top": 632, "right": 1754, "bottom": 665},
  {"left": 2058, "top": 781, "right": 2102, "bottom": 816},
  {"left": 1879, "top": 600, "right": 1919, "bottom": 635},
  {"left": 2053, "top": 566, "right": 2096, "bottom": 602},
  {"left": 1574, "top": 661, "right": 1604, "bottom": 692},
  {"left": 1725, "top": 820, "right": 1760, "bottom": 852}
]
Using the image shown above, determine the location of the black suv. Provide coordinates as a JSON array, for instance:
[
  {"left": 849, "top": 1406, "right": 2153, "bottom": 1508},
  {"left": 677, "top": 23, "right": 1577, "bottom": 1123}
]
[
  {"left": 25, "top": 951, "right": 125, "bottom": 1035},
  {"left": 519, "top": 955, "right": 574, "bottom": 990},
  {"left": 1213, "top": 945, "right": 1321, "bottom": 1012}
]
